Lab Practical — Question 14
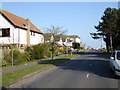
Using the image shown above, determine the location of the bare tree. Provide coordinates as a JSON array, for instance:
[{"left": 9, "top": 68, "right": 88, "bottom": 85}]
[{"left": 44, "top": 25, "right": 67, "bottom": 60}]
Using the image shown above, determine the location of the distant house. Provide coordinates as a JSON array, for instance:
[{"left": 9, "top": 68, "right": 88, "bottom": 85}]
[
  {"left": 59, "top": 35, "right": 73, "bottom": 47},
  {"left": 67, "top": 35, "right": 80, "bottom": 43},
  {"left": 0, "top": 9, "right": 44, "bottom": 48},
  {"left": 43, "top": 33, "right": 54, "bottom": 43},
  {"left": 57, "top": 35, "right": 81, "bottom": 47},
  {"left": 43, "top": 33, "right": 80, "bottom": 48}
]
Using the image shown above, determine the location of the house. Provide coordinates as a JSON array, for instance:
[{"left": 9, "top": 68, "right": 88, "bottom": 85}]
[
  {"left": 67, "top": 35, "right": 80, "bottom": 43},
  {"left": 43, "top": 33, "right": 80, "bottom": 48},
  {"left": 43, "top": 33, "right": 54, "bottom": 43},
  {"left": 56, "top": 35, "right": 81, "bottom": 52},
  {"left": 57, "top": 35, "right": 81, "bottom": 47},
  {"left": 0, "top": 9, "right": 44, "bottom": 48}
]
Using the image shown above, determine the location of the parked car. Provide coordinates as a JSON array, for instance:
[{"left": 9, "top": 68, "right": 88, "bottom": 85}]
[{"left": 110, "top": 50, "right": 120, "bottom": 77}]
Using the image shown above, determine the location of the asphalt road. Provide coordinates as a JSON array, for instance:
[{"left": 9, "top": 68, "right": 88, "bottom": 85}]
[{"left": 13, "top": 50, "right": 120, "bottom": 88}]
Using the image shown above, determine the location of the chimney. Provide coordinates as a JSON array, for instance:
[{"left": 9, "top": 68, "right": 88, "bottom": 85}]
[{"left": 26, "top": 19, "right": 30, "bottom": 46}]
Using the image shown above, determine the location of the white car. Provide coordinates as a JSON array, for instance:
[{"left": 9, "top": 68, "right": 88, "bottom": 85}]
[{"left": 110, "top": 50, "right": 120, "bottom": 77}]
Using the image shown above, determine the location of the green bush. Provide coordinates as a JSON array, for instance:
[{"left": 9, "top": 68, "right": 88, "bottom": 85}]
[
  {"left": 58, "top": 47, "right": 65, "bottom": 54},
  {"left": 3, "top": 51, "right": 12, "bottom": 65},
  {"left": 2, "top": 42, "right": 58, "bottom": 66},
  {"left": 25, "top": 46, "right": 32, "bottom": 53},
  {"left": 12, "top": 50, "right": 24, "bottom": 65},
  {"left": 72, "top": 42, "right": 80, "bottom": 50},
  {"left": 22, "top": 51, "right": 31, "bottom": 61},
  {"left": 1, "top": 59, "right": 7, "bottom": 67},
  {"left": 2, "top": 50, "right": 30, "bottom": 66},
  {"left": 30, "top": 43, "right": 51, "bottom": 60}
]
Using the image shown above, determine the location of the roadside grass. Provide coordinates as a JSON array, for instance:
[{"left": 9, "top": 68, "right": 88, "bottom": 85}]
[
  {"left": 44, "top": 54, "right": 78, "bottom": 65},
  {"left": 1, "top": 59, "right": 39, "bottom": 70},
  {"left": 2, "top": 64, "right": 50, "bottom": 86},
  {"left": 2, "top": 54, "right": 79, "bottom": 86}
]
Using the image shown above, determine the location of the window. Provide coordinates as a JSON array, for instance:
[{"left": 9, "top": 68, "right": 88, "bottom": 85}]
[{"left": 0, "top": 28, "right": 10, "bottom": 37}]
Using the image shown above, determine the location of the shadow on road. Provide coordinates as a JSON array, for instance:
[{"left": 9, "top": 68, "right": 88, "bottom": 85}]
[{"left": 46, "top": 52, "right": 117, "bottom": 79}]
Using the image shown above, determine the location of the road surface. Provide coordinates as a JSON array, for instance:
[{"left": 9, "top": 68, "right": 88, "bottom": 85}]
[{"left": 12, "top": 50, "right": 120, "bottom": 88}]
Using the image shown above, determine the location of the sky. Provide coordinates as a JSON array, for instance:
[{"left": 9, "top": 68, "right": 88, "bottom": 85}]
[{"left": 1, "top": 2, "right": 118, "bottom": 48}]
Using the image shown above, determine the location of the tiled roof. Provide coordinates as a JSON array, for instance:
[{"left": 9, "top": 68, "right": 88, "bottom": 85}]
[
  {"left": 0, "top": 9, "right": 43, "bottom": 34},
  {"left": 67, "top": 35, "right": 80, "bottom": 38},
  {"left": 43, "top": 33, "right": 80, "bottom": 42}
]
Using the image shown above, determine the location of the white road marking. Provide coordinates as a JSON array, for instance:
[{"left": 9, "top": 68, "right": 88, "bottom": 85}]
[{"left": 86, "top": 73, "right": 89, "bottom": 78}]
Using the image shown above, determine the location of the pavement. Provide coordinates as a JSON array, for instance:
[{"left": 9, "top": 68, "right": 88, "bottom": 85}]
[
  {"left": 1, "top": 54, "right": 67, "bottom": 74},
  {"left": 6, "top": 50, "right": 120, "bottom": 88}
]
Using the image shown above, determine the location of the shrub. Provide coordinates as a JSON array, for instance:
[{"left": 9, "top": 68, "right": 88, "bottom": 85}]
[
  {"left": 12, "top": 50, "right": 24, "bottom": 65},
  {"left": 30, "top": 43, "right": 51, "bottom": 60},
  {"left": 59, "top": 47, "right": 65, "bottom": 53},
  {"left": 72, "top": 42, "right": 80, "bottom": 50},
  {"left": 22, "top": 51, "right": 31, "bottom": 61},
  {"left": 2, "top": 50, "right": 30, "bottom": 66},
  {"left": 3, "top": 51, "right": 12, "bottom": 65},
  {"left": 25, "top": 46, "right": 32, "bottom": 53},
  {"left": 1, "top": 59, "right": 7, "bottom": 67}
]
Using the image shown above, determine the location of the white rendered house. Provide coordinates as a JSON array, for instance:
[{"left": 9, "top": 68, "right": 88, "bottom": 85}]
[
  {"left": 56, "top": 35, "right": 80, "bottom": 47},
  {"left": 0, "top": 9, "right": 44, "bottom": 48},
  {"left": 67, "top": 35, "right": 80, "bottom": 43}
]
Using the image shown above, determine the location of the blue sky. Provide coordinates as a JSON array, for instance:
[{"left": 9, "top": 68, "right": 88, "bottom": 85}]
[{"left": 1, "top": 2, "right": 118, "bottom": 48}]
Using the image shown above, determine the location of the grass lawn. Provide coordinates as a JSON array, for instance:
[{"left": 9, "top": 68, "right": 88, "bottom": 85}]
[
  {"left": 1, "top": 59, "right": 40, "bottom": 70},
  {"left": 1, "top": 54, "right": 79, "bottom": 86}
]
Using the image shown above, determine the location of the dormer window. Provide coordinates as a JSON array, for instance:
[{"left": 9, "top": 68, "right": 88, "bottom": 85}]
[
  {"left": 23, "top": 24, "right": 26, "bottom": 27},
  {"left": 23, "top": 24, "right": 28, "bottom": 28}
]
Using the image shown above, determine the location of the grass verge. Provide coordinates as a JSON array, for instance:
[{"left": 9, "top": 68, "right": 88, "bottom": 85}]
[{"left": 2, "top": 54, "right": 79, "bottom": 86}]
